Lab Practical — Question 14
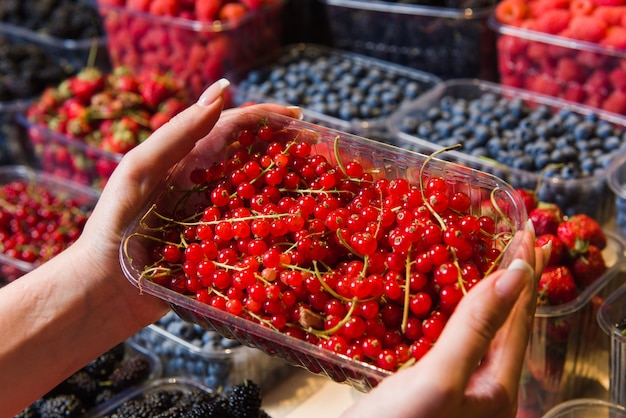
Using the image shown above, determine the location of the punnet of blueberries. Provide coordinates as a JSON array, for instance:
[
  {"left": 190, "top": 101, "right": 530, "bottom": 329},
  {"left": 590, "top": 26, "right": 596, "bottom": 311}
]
[
  {"left": 131, "top": 311, "right": 292, "bottom": 390},
  {"left": 233, "top": 44, "right": 439, "bottom": 140},
  {"left": 390, "top": 81, "right": 626, "bottom": 218}
]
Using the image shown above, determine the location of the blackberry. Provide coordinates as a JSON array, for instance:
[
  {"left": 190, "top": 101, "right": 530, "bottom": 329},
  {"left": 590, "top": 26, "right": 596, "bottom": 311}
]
[
  {"left": 106, "top": 355, "right": 151, "bottom": 391},
  {"left": 38, "top": 394, "right": 85, "bottom": 418},
  {"left": 227, "top": 380, "right": 263, "bottom": 418},
  {"left": 106, "top": 399, "right": 160, "bottom": 418},
  {"left": 84, "top": 343, "right": 125, "bottom": 378},
  {"left": 62, "top": 370, "right": 99, "bottom": 405}
]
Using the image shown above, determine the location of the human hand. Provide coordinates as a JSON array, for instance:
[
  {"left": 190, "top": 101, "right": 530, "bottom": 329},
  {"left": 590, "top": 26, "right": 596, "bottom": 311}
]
[{"left": 341, "top": 221, "right": 549, "bottom": 418}]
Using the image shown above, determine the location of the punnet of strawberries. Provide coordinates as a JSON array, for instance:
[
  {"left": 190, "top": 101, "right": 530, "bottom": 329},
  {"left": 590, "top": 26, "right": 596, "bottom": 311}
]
[
  {"left": 22, "top": 66, "right": 190, "bottom": 188},
  {"left": 516, "top": 188, "right": 610, "bottom": 306},
  {"left": 120, "top": 108, "right": 527, "bottom": 388}
]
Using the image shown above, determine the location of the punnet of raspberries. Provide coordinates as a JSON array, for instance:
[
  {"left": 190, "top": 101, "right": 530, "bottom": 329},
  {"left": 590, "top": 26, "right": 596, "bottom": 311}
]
[
  {"left": 96, "top": 0, "right": 281, "bottom": 22},
  {"left": 121, "top": 109, "right": 525, "bottom": 381},
  {"left": 493, "top": 0, "right": 626, "bottom": 114}
]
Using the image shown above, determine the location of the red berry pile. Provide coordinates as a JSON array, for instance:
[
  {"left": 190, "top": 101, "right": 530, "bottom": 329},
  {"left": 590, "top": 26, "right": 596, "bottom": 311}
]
[
  {"left": 516, "top": 188, "right": 612, "bottom": 418},
  {"left": 494, "top": 0, "right": 626, "bottom": 114},
  {"left": 0, "top": 176, "right": 94, "bottom": 284},
  {"left": 518, "top": 189, "right": 609, "bottom": 306},
  {"left": 126, "top": 119, "right": 520, "bottom": 374},
  {"left": 95, "top": 0, "right": 284, "bottom": 101},
  {"left": 24, "top": 66, "right": 189, "bottom": 188}
]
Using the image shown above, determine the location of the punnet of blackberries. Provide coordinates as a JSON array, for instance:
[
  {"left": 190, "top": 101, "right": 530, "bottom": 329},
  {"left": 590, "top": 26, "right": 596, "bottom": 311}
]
[
  {"left": 102, "top": 379, "right": 271, "bottom": 418},
  {"left": 13, "top": 343, "right": 152, "bottom": 418}
]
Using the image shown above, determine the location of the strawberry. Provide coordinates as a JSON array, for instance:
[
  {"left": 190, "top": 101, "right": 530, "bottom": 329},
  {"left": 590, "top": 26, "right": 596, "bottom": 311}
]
[
  {"left": 139, "top": 71, "right": 177, "bottom": 109},
  {"left": 528, "top": 203, "right": 564, "bottom": 236},
  {"left": 570, "top": 245, "right": 607, "bottom": 288},
  {"left": 601, "top": 90, "right": 626, "bottom": 114},
  {"left": 535, "top": 233, "right": 564, "bottom": 266},
  {"left": 149, "top": 112, "right": 171, "bottom": 131},
  {"left": 516, "top": 188, "right": 538, "bottom": 214},
  {"left": 557, "top": 213, "right": 606, "bottom": 254},
  {"left": 538, "top": 265, "right": 579, "bottom": 305},
  {"left": 67, "top": 68, "right": 106, "bottom": 104}
]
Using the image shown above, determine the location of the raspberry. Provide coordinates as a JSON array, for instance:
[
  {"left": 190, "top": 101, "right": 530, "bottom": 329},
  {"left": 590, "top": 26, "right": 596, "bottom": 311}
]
[
  {"left": 592, "top": 5, "right": 626, "bottom": 24},
  {"left": 528, "top": 73, "right": 561, "bottom": 97},
  {"left": 195, "top": 0, "right": 222, "bottom": 21},
  {"left": 593, "top": 0, "right": 625, "bottom": 5},
  {"left": 535, "top": 9, "right": 571, "bottom": 34},
  {"left": 149, "top": 0, "right": 179, "bottom": 15},
  {"left": 126, "top": 0, "right": 151, "bottom": 11},
  {"left": 601, "top": 90, "right": 626, "bottom": 114},
  {"left": 609, "top": 67, "right": 626, "bottom": 90},
  {"left": 562, "top": 83, "right": 586, "bottom": 102},
  {"left": 568, "top": 15, "right": 608, "bottom": 42},
  {"left": 495, "top": 0, "right": 529, "bottom": 25},
  {"left": 570, "top": 0, "right": 596, "bottom": 15},
  {"left": 600, "top": 25, "right": 626, "bottom": 48},
  {"left": 529, "top": 0, "right": 570, "bottom": 18},
  {"left": 554, "top": 57, "right": 586, "bottom": 83}
]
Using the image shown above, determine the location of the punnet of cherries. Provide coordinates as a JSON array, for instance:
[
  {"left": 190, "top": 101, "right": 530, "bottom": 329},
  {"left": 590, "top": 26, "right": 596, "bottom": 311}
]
[{"left": 123, "top": 112, "right": 523, "bottom": 374}]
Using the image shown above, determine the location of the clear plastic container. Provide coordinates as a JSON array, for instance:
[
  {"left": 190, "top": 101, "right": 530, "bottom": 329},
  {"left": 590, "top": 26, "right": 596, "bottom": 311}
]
[
  {"left": 119, "top": 107, "right": 528, "bottom": 393},
  {"left": 541, "top": 399, "right": 626, "bottom": 418},
  {"left": 94, "top": 1, "right": 284, "bottom": 101},
  {"left": 518, "top": 232, "right": 626, "bottom": 417},
  {"left": 0, "top": 99, "right": 33, "bottom": 166},
  {"left": 131, "top": 321, "right": 293, "bottom": 391},
  {"left": 0, "top": 165, "right": 100, "bottom": 285},
  {"left": 0, "top": 21, "right": 109, "bottom": 70},
  {"left": 17, "top": 114, "right": 123, "bottom": 190},
  {"left": 387, "top": 78, "right": 626, "bottom": 223},
  {"left": 489, "top": 13, "right": 626, "bottom": 116},
  {"left": 598, "top": 282, "right": 626, "bottom": 407},
  {"left": 230, "top": 43, "right": 442, "bottom": 141},
  {"left": 607, "top": 152, "right": 626, "bottom": 240},
  {"left": 88, "top": 377, "right": 210, "bottom": 417},
  {"left": 320, "top": 0, "right": 498, "bottom": 80}
]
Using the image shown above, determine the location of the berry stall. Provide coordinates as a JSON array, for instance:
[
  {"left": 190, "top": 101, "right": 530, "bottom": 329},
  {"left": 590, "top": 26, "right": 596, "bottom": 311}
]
[{"left": 1, "top": 0, "right": 626, "bottom": 417}]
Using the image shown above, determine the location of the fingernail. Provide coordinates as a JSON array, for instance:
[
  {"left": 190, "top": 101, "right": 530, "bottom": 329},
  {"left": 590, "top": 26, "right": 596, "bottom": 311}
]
[
  {"left": 287, "top": 106, "right": 304, "bottom": 120},
  {"left": 197, "top": 78, "right": 230, "bottom": 106},
  {"left": 541, "top": 240, "right": 552, "bottom": 262},
  {"left": 525, "top": 219, "right": 535, "bottom": 234},
  {"left": 495, "top": 258, "right": 533, "bottom": 301}
]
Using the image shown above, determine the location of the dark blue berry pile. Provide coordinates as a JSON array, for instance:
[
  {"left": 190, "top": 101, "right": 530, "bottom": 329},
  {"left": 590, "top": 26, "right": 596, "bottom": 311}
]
[
  {"left": 390, "top": 84, "right": 626, "bottom": 218},
  {"left": 131, "top": 311, "right": 291, "bottom": 390},
  {"left": 234, "top": 44, "right": 439, "bottom": 140}
]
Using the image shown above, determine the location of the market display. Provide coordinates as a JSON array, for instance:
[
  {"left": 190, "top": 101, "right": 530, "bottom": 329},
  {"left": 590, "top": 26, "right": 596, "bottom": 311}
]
[{"left": 1, "top": 0, "right": 626, "bottom": 415}]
